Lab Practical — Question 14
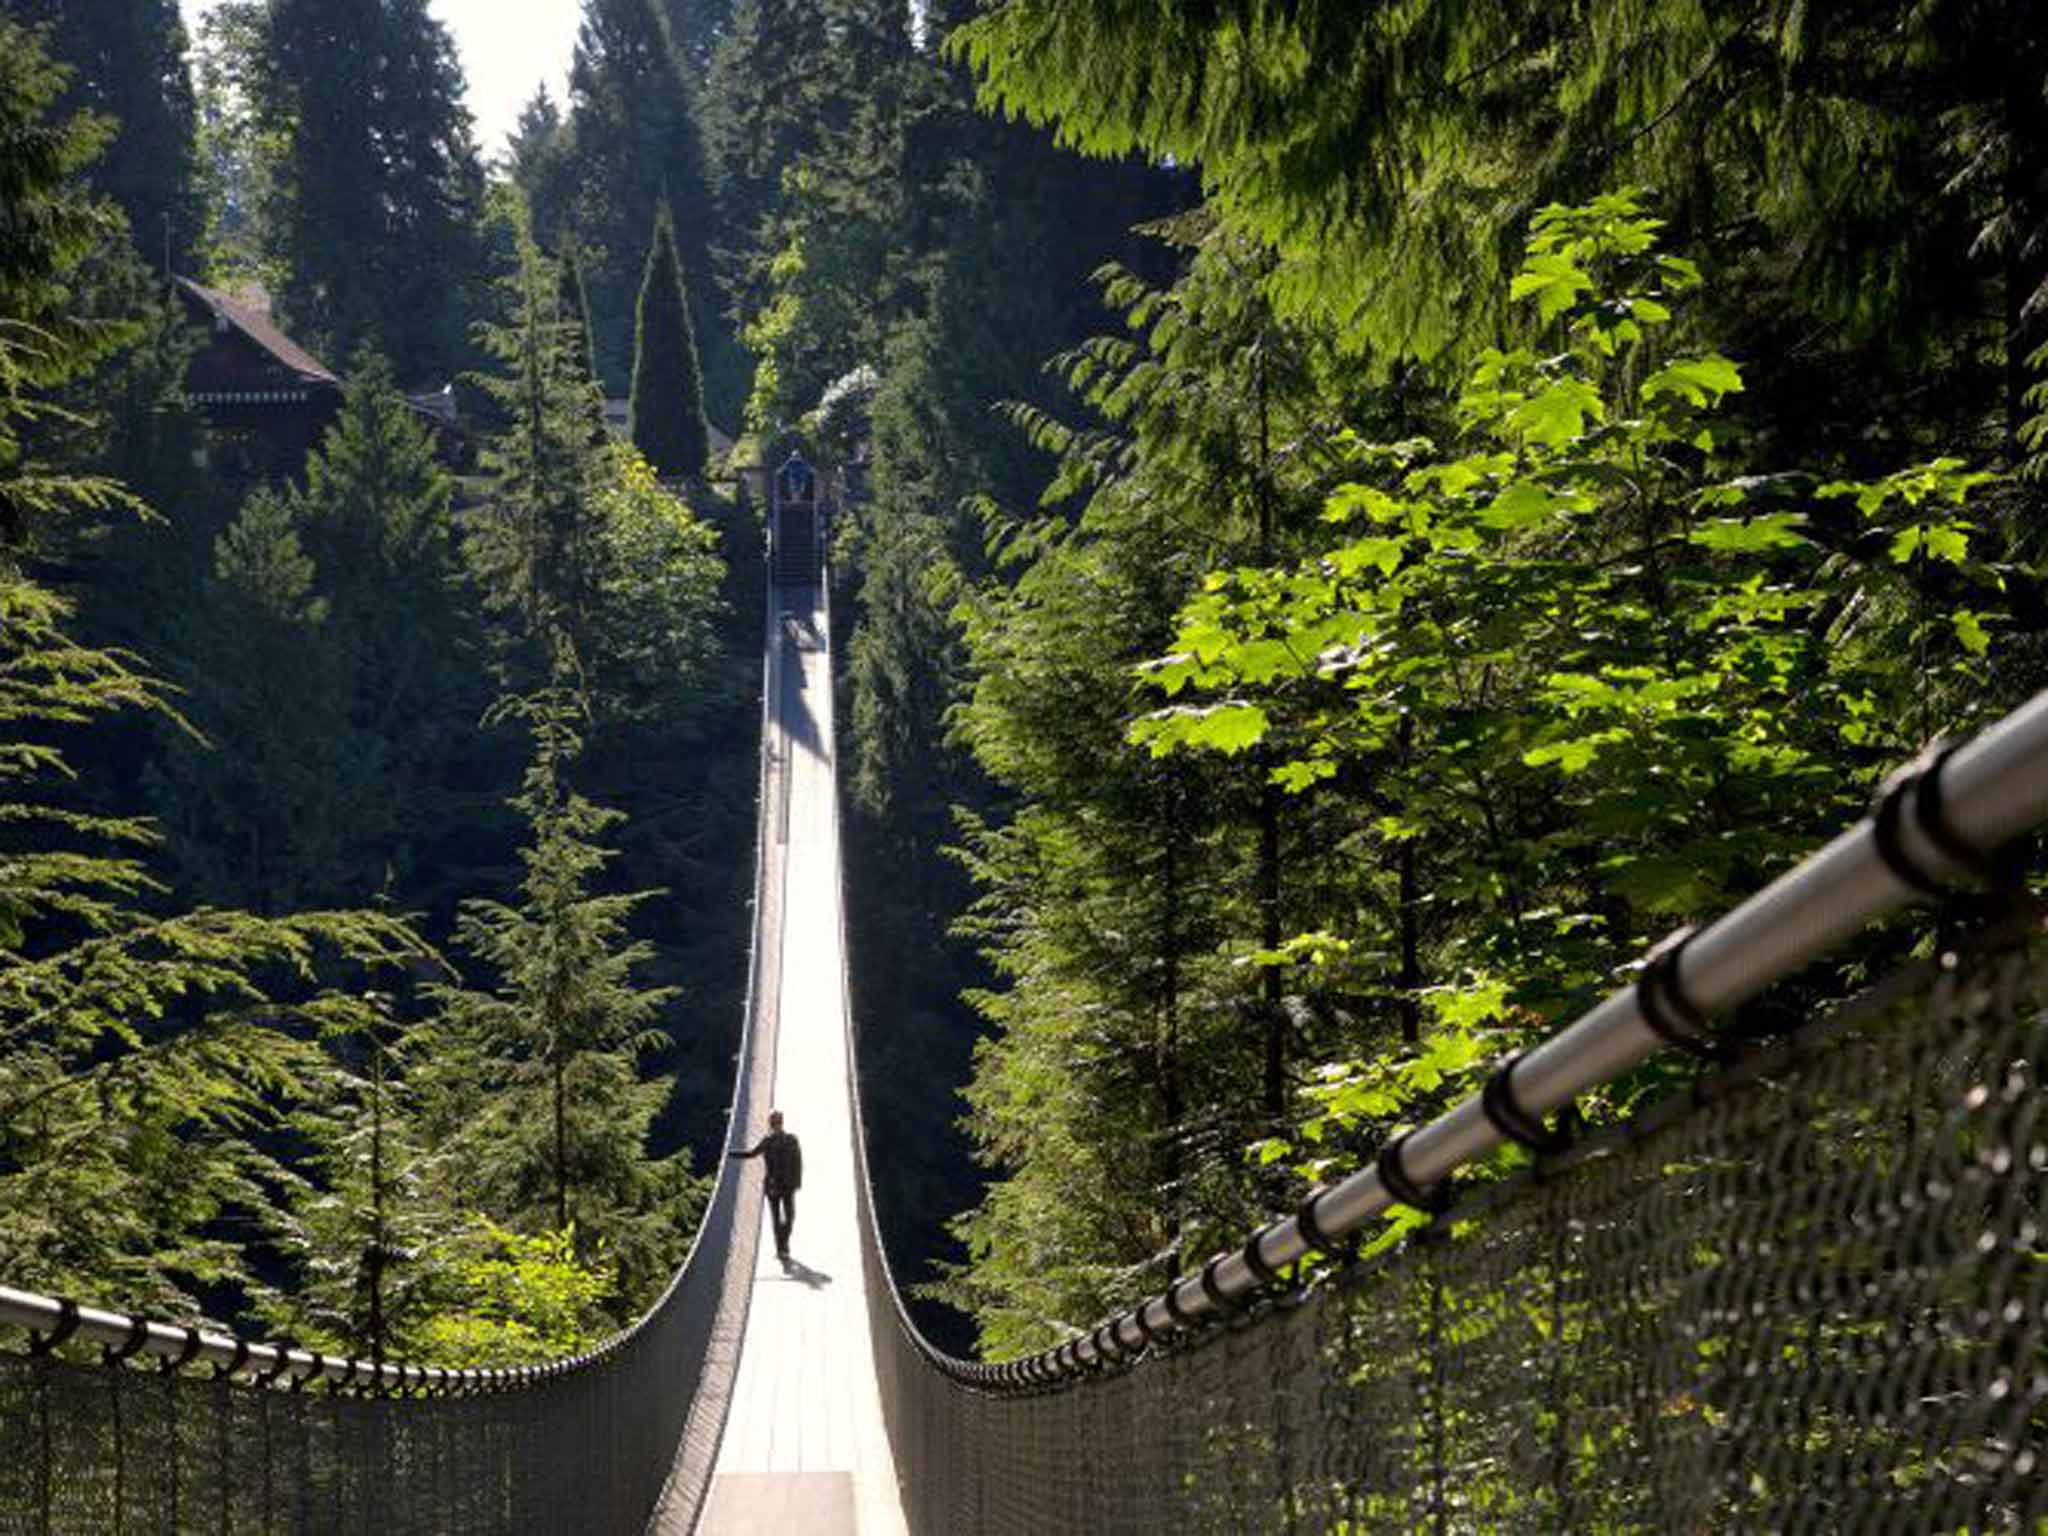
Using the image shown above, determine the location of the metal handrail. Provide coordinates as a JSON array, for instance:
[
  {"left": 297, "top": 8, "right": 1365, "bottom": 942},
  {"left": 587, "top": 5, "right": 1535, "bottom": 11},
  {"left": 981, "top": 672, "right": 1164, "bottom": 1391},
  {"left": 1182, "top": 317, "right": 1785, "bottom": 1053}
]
[
  {"left": 847, "top": 691, "right": 2048, "bottom": 1391},
  {"left": 0, "top": 513, "right": 786, "bottom": 1408}
]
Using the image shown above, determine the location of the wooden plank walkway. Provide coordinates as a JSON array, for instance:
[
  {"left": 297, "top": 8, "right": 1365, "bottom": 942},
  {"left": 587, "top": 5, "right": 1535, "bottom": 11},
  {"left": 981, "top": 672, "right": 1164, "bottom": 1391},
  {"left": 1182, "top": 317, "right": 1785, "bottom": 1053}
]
[{"left": 698, "top": 588, "right": 909, "bottom": 1536}]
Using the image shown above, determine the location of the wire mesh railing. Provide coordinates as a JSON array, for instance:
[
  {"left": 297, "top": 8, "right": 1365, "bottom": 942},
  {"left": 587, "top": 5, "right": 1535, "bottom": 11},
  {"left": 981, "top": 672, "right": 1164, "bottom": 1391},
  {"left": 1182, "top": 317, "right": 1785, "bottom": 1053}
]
[
  {"left": 844, "top": 687, "right": 2048, "bottom": 1532},
  {"left": 0, "top": 572, "right": 789, "bottom": 1536},
  {"left": 859, "top": 919, "right": 2048, "bottom": 1532}
]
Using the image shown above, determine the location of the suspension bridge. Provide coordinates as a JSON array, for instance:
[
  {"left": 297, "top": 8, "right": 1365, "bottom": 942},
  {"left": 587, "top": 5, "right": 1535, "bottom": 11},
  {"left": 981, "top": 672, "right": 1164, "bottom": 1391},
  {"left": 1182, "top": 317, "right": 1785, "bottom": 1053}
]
[{"left": 3, "top": 478, "right": 2048, "bottom": 1532}]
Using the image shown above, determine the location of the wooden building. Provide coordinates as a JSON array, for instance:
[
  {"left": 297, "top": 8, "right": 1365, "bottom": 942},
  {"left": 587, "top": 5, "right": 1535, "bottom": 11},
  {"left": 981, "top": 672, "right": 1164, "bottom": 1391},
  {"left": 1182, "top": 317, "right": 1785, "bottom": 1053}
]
[
  {"left": 174, "top": 277, "right": 343, "bottom": 483},
  {"left": 173, "top": 278, "right": 478, "bottom": 478}
]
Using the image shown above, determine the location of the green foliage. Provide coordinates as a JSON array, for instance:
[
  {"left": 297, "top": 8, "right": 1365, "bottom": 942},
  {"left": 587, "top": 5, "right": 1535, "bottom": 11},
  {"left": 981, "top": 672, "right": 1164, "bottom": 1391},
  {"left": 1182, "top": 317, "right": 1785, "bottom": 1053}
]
[
  {"left": 521, "top": 0, "right": 730, "bottom": 409},
  {"left": 1132, "top": 194, "right": 2007, "bottom": 1229},
  {"left": 587, "top": 443, "right": 725, "bottom": 723},
  {"left": 429, "top": 692, "right": 702, "bottom": 1313},
  {"left": 468, "top": 228, "right": 609, "bottom": 663},
  {"left": 13, "top": 0, "right": 204, "bottom": 273},
  {"left": 939, "top": 220, "right": 1356, "bottom": 1355},
  {"left": 0, "top": 573, "right": 429, "bottom": 1315},
  {"left": 218, "top": 0, "right": 487, "bottom": 381},
  {"left": 265, "top": 991, "right": 449, "bottom": 1362},
  {"left": 629, "top": 206, "right": 711, "bottom": 479},
  {"left": 707, "top": 0, "right": 916, "bottom": 432},
  {"left": 951, "top": 3, "right": 2048, "bottom": 410},
  {"left": 0, "top": 14, "right": 737, "bottom": 1365},
  {"left": 410, "top": 1218, "right": 615, "bottom": 1367},
  {"left": 0, "top": 23, "right": 142, "bottom": 553},
  {"left": 556, "top": 241, "right": 603, "bottom": 408},
  {"left": 154, "top": 358, "right": 488, "bottom": 913}
]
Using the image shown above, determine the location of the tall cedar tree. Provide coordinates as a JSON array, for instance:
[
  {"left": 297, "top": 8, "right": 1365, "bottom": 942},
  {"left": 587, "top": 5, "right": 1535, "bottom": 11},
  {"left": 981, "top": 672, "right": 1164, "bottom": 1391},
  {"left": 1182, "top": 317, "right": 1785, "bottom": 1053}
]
[
  {"left": 556, "top": 242, "right": 603, "bottom": 408},
  {"left": 266, "top": 995, "right": 448, "bottom": 1364},
  {"left": 468, "top": 231, "right": 606, "bottom": 668},
  {"left": 0, "top": 21, "right": 421, "bottom": 1315},
  {"left": 533, "top": 0, "right": 727, "bottom": 409},
  {"left": 153, "top": 483, "right": 359, "bottom": 914},
  {"left": 702, "top": 0, "right": 836, "bottom": 310},
  {"left": 942, "top": 228, "right": 1343, "bottom": 1353},
  {"left": 629, "top": 207, "right": 710, "bottom": 480},
  {"left": 241, "top": 0, "right": 487, "bottom": 383},
  {"left": 12, "top": 0, "right": 204, "bottom": 274},
  {"left": 707, "top": 0, "right": 913, "bottom": 428},
  {"left": 661, "top": 0, "right": 734, "bottom": 77}
]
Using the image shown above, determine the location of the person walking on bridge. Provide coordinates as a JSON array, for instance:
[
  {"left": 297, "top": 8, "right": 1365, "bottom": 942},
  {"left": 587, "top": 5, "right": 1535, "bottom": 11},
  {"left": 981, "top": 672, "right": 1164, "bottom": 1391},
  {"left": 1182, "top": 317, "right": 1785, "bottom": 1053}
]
[{"left": 730, "top": 1109, "right": 803, "bottom": 1263}]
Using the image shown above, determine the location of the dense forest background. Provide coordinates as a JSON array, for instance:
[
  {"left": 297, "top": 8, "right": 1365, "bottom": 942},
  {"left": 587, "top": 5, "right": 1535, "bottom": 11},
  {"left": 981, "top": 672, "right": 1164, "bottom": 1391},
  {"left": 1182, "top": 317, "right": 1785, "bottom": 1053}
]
[{"left": 3, "top": 0, "right": 2045, "bottom": 1369}]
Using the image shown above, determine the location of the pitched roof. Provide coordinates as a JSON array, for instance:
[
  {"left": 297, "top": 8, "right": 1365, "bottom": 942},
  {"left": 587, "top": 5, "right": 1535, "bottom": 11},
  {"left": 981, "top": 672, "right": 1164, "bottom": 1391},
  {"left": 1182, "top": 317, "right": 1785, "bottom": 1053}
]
[{"left": 175, "top": 277, "right": 339, "bottom": 389}]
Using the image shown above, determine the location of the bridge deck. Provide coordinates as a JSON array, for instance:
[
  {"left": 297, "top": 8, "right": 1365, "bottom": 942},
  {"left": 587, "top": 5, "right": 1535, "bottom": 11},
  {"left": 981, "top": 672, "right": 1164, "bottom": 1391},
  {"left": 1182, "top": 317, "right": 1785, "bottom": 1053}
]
[{"left": 697, "top": 587, "right": 907, "bottom": 1536}]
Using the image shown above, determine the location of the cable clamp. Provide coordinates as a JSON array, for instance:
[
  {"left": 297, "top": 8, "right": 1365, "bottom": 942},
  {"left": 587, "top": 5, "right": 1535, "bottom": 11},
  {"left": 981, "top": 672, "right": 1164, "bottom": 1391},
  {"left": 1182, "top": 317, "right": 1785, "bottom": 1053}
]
[
  {"left": 1130, "top": 1302, "right": 1161, "bottom": 1349},
  {"left": 102, "top": 1315, "right": 150, "bottom": 1366},
  {"left": 1375, "top": 1130, "right": 1447, "bottom": 1214},
  {"left": 162, "top": 1327, "right": 204, "bottom": 1375},
  {"left": 256, "top": 1340, "right": 297, "bottom": 1391},
  {"left": 27, "top": 1297, "right": 80, "bottom": 1357},
  {"left": 1108, "top": 1312, "right": 1142, "bottom": 1357},
  {"left": 1198, "top": 1252, "right": 1244, "bottom": 1315},
  {"left": 1240, "top": 1228, "right": 1285, "bottom": 1289},
  {"left": 1635, "top": 927, "right": 1726, "bottom": 1061},
  {"left": 1481, "top": 1052, "right": 1571, "bottom": 1156},
  {"left": 212, "top": 1336, "right": 251, "bottom": 1382},
  {"left": 1872, "top": 739, "right": 2014, "bottom": 894},
  {"left": 1090, "top": 1323, "right": 1120, "bottom": 1363},
  {"left": 1295, "top": 1189, "right": 1354, "bottom": 1260}
]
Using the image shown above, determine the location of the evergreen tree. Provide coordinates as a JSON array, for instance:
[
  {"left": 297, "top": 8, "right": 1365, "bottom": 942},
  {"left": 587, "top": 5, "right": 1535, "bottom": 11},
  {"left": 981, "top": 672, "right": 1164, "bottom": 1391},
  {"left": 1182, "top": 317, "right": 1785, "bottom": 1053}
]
[
  {"left": 156, "top": 359, "right": 492, "bottom": 914},
  {"left": 817, "top": 34, "right": 1186, "bottom": 1340},
  {"left": 291, "top": 355, "right": 491, "bottom": 906},
  {"left": 468, "top": 230, "right": 606, "bottom": 666},
  {"left": 586, "top": 444, "right": 726, "bottom": 724},
  {"left": 270, "top": 992, "right": 450, "bottom": 1364},
  {"left": 707, "top": 0, "right": 914, "bottom": 428},
  {"left": 508, "top": 82, "right": 565, "bottom": 196},
  {"left": 0, "top": 20, "right": 422, "bottom": 1314},
  {"left": 556, "top": 243, "right": 602, "bottom": 403},
  {"left": 953, "top": 2, "right": 2048, "bottom": 468},
  {"left": 0, "top": 33, "right": 139, "bottom": 551},
  {"left": 13, "top": 0, "right": 204, "bottom": 273},
  {"left": 242, "top": 0, "right": 487, "bottom": 382},
  {"left": 703, "top": 0, "right": 836, "bottom": 295},
  {"left": 431, "top": 692, "right": 700, "bottom": 1311},
  {"left": 629, "top": 206, "right": 710, "bottom": 479},
  {"left": 940, "top": 226, "right": 1347, "bottom": 1352},
  {"left": 153, "top": 485, "right": 364, "bottom": 913},
  {"left": 661, "top": 0, "right": 734, "bottom": 78},
  {"left": 549, "top": 0, "right": 722, "bottom": 405}
]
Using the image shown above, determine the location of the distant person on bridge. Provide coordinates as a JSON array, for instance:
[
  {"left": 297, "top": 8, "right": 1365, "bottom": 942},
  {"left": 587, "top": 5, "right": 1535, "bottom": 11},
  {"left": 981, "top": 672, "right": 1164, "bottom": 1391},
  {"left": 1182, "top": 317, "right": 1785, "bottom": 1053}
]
[
  {"left": 729, "top": 1109, "right": 803, "bottom": 1263},
  {"left": 777, "top": 450, "right": 813, "bottom": 504}
]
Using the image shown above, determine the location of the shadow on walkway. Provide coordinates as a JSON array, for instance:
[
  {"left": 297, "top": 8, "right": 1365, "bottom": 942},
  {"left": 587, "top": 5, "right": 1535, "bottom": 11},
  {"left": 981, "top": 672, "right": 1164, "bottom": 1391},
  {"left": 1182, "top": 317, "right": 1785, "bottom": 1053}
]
[{"left": 777, "top": 1258, "right": 833, "bottom": 1291}]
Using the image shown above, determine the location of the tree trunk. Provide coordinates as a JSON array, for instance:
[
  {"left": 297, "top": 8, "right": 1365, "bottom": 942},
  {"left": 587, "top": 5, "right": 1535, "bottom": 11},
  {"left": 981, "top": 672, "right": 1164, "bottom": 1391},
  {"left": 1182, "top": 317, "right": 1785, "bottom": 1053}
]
[
  {"left": 1158, "top": 776, "right": 1185, "bottom": 1284},
  {"left": 1399, "top": 834, "right": 1422, "bottom": 1046},
  {"left": 1254, "top": 334, "right": 1286, "bottom": 1119},
  {"left": 553, "top": 1049, "right": 568, "bottom": 1234}
]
